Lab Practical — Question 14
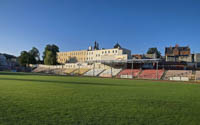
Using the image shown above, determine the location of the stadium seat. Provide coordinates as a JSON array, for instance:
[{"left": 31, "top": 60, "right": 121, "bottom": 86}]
[
  {"left": 99, "top": 68, "right": 122, "bottom": 77},
  {"left": 196, "top": 71, "right": 200, "bottom": 80},
  {"left": 73, "top": 68, "right": 91, "bottom": 75},
  {"left": 138, "top": 69, "right": 164, "bottom": 79},
  {"left": 84, "top": 69, "right": 105, "bottom": 76},
  {"left": 164, "top": 70, "right": 192, "bottom": 80},
  {"left": 117, "top": 69, "right": 141, "bottom": 78},
  {"left": 65, "top": 68, "right": 77, "bottom": 75}
]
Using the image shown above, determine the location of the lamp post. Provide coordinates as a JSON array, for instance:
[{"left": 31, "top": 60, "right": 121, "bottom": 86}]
[{"left": 77, "top": 63, "right": 82, "bottom": 76}]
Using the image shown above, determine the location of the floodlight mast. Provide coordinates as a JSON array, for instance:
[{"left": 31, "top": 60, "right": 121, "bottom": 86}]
[
  {"left": 131, "top": 60, "right": 134, "bottom": 79},
  {"left": 156, "top": 61, "right": 158, "bottom": 80},
  {"left": 77, "top": 63, "right": 82, "bottom": 76}
]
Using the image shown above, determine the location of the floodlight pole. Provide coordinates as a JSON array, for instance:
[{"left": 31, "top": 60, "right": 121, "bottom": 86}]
[
  {"left": 156, "top": 61, "right": 158, "bottom": 80},
  {"left": 93, "top": 62, "right": 95, "bottom": 77},
  {"left": 79, "top": 65, "right": 80, "bottom": 75},
  {"left": 131, "top": 60, "right": 134, "bottom": 79},
  {"left": 195, "top": 63, "right": 197, "bottom": 82},
  {"left": 78, "top": 63, "right": 81, "bottom": 76},
  {"left": 111, "top": 61, "right": 113, "bottom": 78}
]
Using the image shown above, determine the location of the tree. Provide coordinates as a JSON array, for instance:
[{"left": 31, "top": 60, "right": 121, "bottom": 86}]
[
  {"left": 19, "top": 47, "right": 40, "bottom": 66},
  {"left": 43, "top": 44, "right": 59, "bottom": 65},
  {"left": 19, "top": 51, "right": 31, "bottom": 67},
  {"left": 29, "top": 47, "right": 40, "bottom": 63},
  {"left": 44, "top": 51, "right": 54, "bottom": 65},
  {"left": 147, "top": 47, "right": 161, "bottom": 58}
]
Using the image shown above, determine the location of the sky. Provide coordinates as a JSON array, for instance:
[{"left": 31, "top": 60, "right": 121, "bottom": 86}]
[{"left": 0, "top": 0, "right": 200, "bottom": 57}]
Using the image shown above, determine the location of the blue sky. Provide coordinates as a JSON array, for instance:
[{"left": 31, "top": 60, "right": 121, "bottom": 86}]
[{"left": 0, "top": 0, "right": 200, "bottom": 57}]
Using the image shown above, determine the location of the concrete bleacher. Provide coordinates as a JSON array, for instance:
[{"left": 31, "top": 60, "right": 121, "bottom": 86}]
[
  {"left": 84, "top": 69, "right": 105, "bottom": 76},
  {"left": 164, "top": 70, "right": 192, "bottom": 80},
  {"left": 138, "top": 69, "right": 164, "bottom": 79},
  {"left": 99, "top": 68, "right": 122, "bottom": 78},
  {"left": 196, "top": 71, "right": 200, "bottom": 80},
  {"left": 33, "top": 67, "right": 67, "bottom": 75},
  {"left": 65, "top": 68, "right": 77, "bottom": 75},
  {"left": 50, "top": 68, "right": 66, "bottom": 75},
  {"left": 117, "top": 69, "right": 141, "bottom": 79},
  {"left": 73, "top": 68, "right": 91, "bottom": 75},
  {"left": 32, "top": 64, "right": 199, "bottom": 82},
  {"left": 32, "top": 67, "right": 48, "bottom": 73}
]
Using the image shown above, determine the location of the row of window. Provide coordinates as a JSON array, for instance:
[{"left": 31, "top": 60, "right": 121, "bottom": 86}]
[
  {"left": 59, "top": 50, "right": 119, "bottom": 56},
  {"left": 59, "top": 52, "right": 87, "bottom": 56},
  {"left": 58, "top": 57, "right": 95, "bottom": 62},
  {"left": 88, "top": 50, "right": 118, "bottom": 55},
  {"left": 102, "top": 50, "right": 118, "bottom": 54}
]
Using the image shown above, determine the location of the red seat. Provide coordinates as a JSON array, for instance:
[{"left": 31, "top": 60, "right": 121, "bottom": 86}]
[{"left": 138, "top": 70, "right": 164, "bottom": 79}]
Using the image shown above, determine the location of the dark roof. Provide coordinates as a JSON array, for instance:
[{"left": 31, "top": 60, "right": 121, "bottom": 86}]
[{"left": 114, "top": 43, "right": 121, "bottom": 49}]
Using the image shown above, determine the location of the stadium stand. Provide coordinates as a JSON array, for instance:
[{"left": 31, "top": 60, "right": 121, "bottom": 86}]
[
  {"left": 65, "top": 68, "right": 77, "bottom": 75},
  {"left": 50, "top": 68, "right": 66, "bottom": 75},
  {"left": 138, "top": 69, "right": 164, "bottom": 79},
  {"left": 73, "top": 68, "right": 91, "bottom": 75},
  {"left": 84, "top": 69, "right": 105, "bottom": 76},
  {"left": 32, "top": 67, "right": 48, "bottom": 73},
  {"left": 195, "top": 71, "right": 200, "bottom": 80},
  {"left": 99, "top": 68, "right": 122, "bottom": 77},
  {"left": 164, "top": 70, "right": 192, "bottom": 80},
  {"left": 33, "top": 67, "right": 66, "bottom": 75},
  {"left": 31, "top": 62, "right": 199, "bottom": 82},
  {"left": 117, "top": 69, "right": 141, "bottom": 78}
]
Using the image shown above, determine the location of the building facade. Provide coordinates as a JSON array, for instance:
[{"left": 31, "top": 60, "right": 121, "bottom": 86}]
[
  {"left": 57, "top": 50, "right": 87, "bottom": 64},
  {"left": 165, "top": 45, "right": 191, "bottom": 62},
  {"left": 87, "top": 48, "right": 131, "bottom": 61},
  {"left": 57, "top": 43, "right": 131, "bottom": 64},
  {"left": 132, "top": 53, "right": 157, "bottom": 59}
]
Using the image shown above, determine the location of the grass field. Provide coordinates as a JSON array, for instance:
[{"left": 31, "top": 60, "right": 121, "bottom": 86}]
[{"left": 0, "top": 72, "right": 200, "bottom": 125}]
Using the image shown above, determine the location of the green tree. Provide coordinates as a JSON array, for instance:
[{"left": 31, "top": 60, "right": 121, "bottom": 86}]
[
  {"left": 29, "top": 47, "right": 40, "bottom": 63},
  {"left": 19, "top": 51, "right": 31, "bottom": 67},
  {"left": 44, "top": 51, "right": 54, "bottom": 65},
  {"left": 19, "top": 47, "right": 40, "bottom": 66},
  {"left": 147, "top": 48, "right": 161, "bottom": 58},
  {"left": 43, "top": 44, "right": 59, "bottom": 65}
]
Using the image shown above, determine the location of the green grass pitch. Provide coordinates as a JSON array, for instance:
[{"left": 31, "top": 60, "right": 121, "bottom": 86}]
[{"left": 0, "top": 72, "right": 200, "bottom": 125}]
